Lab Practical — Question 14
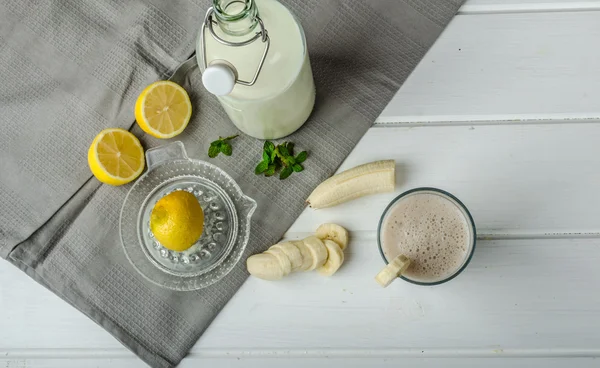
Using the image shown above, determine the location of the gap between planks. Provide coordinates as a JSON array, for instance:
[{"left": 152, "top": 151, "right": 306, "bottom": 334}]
[
  {"left": 2, "top": 348, "right": 600, "bottom": 359},
  {"left": 374, "top": 117, "right": 600, "bottom": 127},
  {"left": 283, "top": 230, "right": 600, "bottom": 242},
  {"left": 459, "top": 1, "right": 600, "bottom": 15}
]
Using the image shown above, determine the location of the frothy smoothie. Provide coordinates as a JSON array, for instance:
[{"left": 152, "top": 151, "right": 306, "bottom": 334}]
[{"left": 380, "top": 190, "right": 474, "bottom": 283}]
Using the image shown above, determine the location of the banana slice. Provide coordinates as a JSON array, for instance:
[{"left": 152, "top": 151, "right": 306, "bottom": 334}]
[
  {"left": 317, "top": 240, "right": 345, "bottom": 276},
  {"left": 315, "top": 223, "right": 349, "bottom": 250},
  {"left": 271, "top": 242, "right": 303, "bottom": 271},
  {"left": 303, "top": 236, "right": 328, "bottom": 270},
  {"left": 265, "top": 247, "right": 292, "bottom": 275},
  {"left": 375, "top": 254, "right": 411, "bottom": 287},
  {"left": 247, "top": 253, "right": 284, "bottom": 280},
  {"left": 292, "top": 240, "right": 314, "bottom": 271},
  {"left": 307, "top": 160, "right": 395, "bottom": 209}
]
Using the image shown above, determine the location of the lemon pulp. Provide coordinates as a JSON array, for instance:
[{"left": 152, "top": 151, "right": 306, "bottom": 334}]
[
  {"left": 87, "top": 128, "right": 145, "bottom": 186},
  {"left": 135, "top": 81, "right": 192, "bottom": 139}
]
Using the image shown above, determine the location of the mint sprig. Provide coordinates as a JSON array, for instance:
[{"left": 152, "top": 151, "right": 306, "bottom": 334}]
[
  {"left": 255, "top": 140, "right": 307, "bottom": 180},
  {"left": 208, "top": 135, "right": 238, "bottom": 158}
]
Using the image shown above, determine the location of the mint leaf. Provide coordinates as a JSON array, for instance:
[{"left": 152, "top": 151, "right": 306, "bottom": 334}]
[
  {"left": 208, "top": 144, "right": 220, "bottom": 158},
  {"left": 264, "top": 141, "right": 275, "bottom": 154},
  {"left": 295, "top": 151, "right": 307, "bottom": 163},
  {"left": 221, "top": 143, "right": 233, "bottom": 156},
  {"left": 286, "top": 142, "right": 294, "bottom": 155},
  {"left": 255, "top": 160, "right": 269, "bottom": 174},
  {"left": 279, "top": 144, "right": 290, "bottom": 157},
  {"left": 280, "top": 166, "right": 293, "bottom": 180},
  {"left": 208, "top": 134, "right": 237, "bottom": 158},
  {"left": 265, "top": 164, "right": 276, "bottom": 177},
  {"left": 256, "top": 140, "right": 306, "bottom": 180},
  {"left": 223, "top": 134, "right": 239, "bottom": 141}
]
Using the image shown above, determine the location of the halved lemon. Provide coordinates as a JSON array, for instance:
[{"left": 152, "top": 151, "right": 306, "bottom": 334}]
[
  {"left": 135, "top": 80, "right": 192, "bottom": 139},
  {"left": 88, "top": 128, "right": 145, "bottom": 186}
]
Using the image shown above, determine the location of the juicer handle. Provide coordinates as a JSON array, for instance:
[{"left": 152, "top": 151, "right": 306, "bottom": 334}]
[
  {"left": 145, "top": 141, "right": 189, "bottom": 170},
  {"left": 240, "top": 195, "right": 258, "bottom": 220}
]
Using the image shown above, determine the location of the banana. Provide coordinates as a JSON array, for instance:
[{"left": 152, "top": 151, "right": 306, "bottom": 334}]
[
  {"left": 315, "top": 223, "right": 349, "bottom": 250},
  {"left": 271, "top": 242, "right": 303, "bottom": 271},
  {"left": 317, "top": 240, "right": 345, "bottom": 276},
  {"left": 303, "top": 236, "right": 328, "bottom": 270},
  {"left": 292, "top": 240, "right": 314, "bottom": 271},
  {"left": 306, "top": 160, "right": 395, "bottom": 209},
  {"left": 247, "top": 253, "right": 284, "bottom": 280},
  {"left": 247, "top": 224, "right": 353, "bottom": 280},
  {"left": 265, "top": 247, "right": 292, "bottom": 275},
  {"left": 375, "top": 254, "right": 411, "bottom": 287}
]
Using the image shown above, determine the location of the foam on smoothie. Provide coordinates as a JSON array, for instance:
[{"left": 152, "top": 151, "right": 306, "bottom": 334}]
[{"left": 381, "top": 191, "right": 472, "bottom": 283}]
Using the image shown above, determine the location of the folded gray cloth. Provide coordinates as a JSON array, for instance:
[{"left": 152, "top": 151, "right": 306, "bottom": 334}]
[{"left": 0, "top": 0, "right": 464, "bottom": 367}]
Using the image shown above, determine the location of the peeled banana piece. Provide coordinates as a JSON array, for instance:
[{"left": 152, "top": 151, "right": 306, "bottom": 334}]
[
  {"left": 307, "top": 160, "right": 395, "bottom": 209},
  {"left": 247, "top": 253, "right": 285, "bottom": 280},
  {"left": 315, "top": 223, "right": 349, "bottom": 250},
  {"left": 271, "top": 242, "right": 303, "bottom": 271},
  {"left": 317, "top": 240, "right": 345, "bottom": 276},
  {"left": 303, "top": 236, "right": 328, "bottom": 271},
  {"left": 292, "top": 240, "right": 314, "bottom": 271},
  {"left": 246, "top": 224, "right": 351, "bottom": 280},
  {"left": 375, "top": 254, "right": 411, "bottom": 287},
  {"left": 265, "top": 247, "right": 292, "bottom": 275}
]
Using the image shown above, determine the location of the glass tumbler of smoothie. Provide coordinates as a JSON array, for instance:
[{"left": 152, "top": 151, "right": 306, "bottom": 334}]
[
  {"left": 197, "top": 0, "right": 316, "bottom": 139},
  {"left": 377, "top": 188, "right": 476, "bottom": 286}
]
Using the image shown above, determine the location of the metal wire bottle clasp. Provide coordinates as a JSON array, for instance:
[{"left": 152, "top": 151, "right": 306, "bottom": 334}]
[{"left": 199, "top": 7, "right": 270, "bottom": 87}]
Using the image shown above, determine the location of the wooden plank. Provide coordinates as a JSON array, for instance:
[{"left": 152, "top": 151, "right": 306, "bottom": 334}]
[
  {"left": 0, "top": 357, "right": 598, "bottom": 368},
  {"left": 197, "top": 237, "right": 600, "bottom": 351},
  {"left": 289, "top": 123, "right": 600, "bottom": 235},
  {"left": 377, "top": 11, "right": 600, "bottom": 124},
  {"left": 0, "top": 263, "right": 124, "bottom": 349},
  {"left": 4, "top": 237, "right": 600, "bottom": 358}
]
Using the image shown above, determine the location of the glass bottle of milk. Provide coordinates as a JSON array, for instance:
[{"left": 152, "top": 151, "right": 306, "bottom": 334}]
[{"left": 197, "top": 0, "right": 315, "bottom": 139}]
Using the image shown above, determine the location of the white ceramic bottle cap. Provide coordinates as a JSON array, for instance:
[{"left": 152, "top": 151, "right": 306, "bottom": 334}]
[{"left": 202, "top": 63, "right": 236, "bottom": 96}]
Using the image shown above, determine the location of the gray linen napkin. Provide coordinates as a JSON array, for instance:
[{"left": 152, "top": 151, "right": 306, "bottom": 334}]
[{"left": 1, "top": 0, "right": 464, "bottom": 367}]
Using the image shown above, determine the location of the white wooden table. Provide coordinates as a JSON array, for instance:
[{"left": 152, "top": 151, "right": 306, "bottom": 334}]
[{"left": 3, "top": 0, "right": 600, "bottom": 366}]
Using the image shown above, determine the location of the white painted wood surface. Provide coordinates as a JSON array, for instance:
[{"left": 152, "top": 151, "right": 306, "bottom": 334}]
[
  {"left": 2, "top": 357, "right": 600, "bottom": 368},
  {"left": 291, "top": 124, "right": 600, "bottom": 235},
  {"left": 379, "top": 10, "right": 600, "bottom": 123},
  {"left": 3, "top": 1, "right": 600, "bottom": 367}
]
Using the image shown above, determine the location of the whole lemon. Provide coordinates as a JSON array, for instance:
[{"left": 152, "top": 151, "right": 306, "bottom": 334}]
[{"left": 150, "top": 191, "right": 204, "bottom": 252}]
